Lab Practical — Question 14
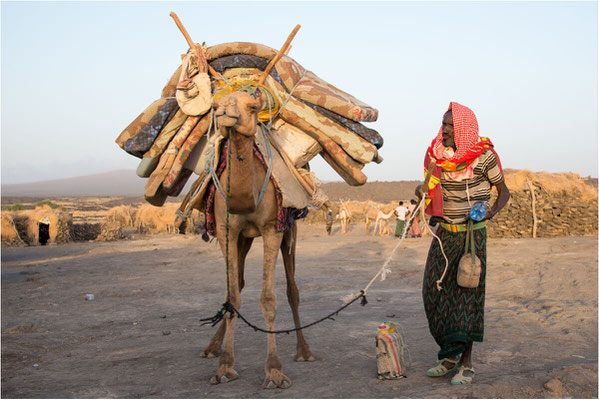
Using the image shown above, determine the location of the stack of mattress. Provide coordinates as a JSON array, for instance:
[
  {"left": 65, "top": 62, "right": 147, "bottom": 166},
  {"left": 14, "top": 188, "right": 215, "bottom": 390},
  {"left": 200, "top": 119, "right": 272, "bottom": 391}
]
[{"left": 115, "top": 42, "right": 383, "bottom": 206}]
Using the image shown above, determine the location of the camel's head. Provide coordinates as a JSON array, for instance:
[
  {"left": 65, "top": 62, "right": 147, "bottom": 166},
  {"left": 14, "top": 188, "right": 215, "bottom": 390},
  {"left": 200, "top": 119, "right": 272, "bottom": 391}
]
[{"left": 214, "top": 85, "right": 266, "bottom": 137}]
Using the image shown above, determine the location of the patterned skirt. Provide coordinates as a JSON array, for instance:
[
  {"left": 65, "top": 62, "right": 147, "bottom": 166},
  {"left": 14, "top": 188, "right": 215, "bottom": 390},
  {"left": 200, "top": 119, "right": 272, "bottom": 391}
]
[{"left": 422, "top": 226, "right": 487, "bottom": 359}]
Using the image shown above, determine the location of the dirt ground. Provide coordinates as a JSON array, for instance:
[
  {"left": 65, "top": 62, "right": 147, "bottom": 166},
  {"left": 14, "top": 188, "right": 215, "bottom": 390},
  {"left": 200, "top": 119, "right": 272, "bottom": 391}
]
[{"left": 1, "top": 222, "right": 597, "bottom": 398}]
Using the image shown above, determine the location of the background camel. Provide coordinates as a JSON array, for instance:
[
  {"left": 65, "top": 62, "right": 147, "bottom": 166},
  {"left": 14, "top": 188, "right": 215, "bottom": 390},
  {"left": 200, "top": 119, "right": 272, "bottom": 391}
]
[
  {"left": 336, "top": 199, "right": 352, "bottom": 233},
  {"left": 373, "top": 209, "right": 395, "bottom": 236},
  {"left": 201, "top": 87, "right": 313, "bottom": 389}
]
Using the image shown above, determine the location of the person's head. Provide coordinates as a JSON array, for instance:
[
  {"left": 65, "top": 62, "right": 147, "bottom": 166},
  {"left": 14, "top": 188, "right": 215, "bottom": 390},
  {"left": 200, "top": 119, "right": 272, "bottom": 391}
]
[
  {"left": 442, "top": 110, "right": 455, "bottom": 149},
  {"left": 399, "top": 201, "right": 404, "bottom": 206},
  {"left": 411, "top": 199, "right": 417, "bottom": 205},
  {"left": 328, "top": 209, "right": 332, "bottom": 214}
]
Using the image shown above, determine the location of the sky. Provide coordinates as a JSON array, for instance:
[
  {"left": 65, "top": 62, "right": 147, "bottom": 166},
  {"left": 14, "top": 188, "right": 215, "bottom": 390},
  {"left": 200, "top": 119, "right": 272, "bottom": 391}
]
[{"left": 1, "top": 1, "right": 597, "bottom": 185}]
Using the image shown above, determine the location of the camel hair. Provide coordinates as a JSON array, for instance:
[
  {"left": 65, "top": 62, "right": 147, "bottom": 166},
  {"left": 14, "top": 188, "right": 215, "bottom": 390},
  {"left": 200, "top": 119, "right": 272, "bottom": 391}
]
[{"left": 202, "top": 87, "right": 314, "bottom": 389}]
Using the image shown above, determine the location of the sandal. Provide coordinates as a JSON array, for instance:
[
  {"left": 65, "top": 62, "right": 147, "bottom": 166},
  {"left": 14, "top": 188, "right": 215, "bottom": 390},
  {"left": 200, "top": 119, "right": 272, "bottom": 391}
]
[
  {"left": 426, "top": 357, "right": 459, "bottom": 377},
  {"left": 451, "top": 365, "right": 475, "bottom": 385}
]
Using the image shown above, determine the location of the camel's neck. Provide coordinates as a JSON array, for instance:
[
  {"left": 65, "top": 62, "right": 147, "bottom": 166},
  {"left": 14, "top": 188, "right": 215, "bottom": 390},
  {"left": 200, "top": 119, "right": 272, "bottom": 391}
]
[{"left": 224, "top": 129, "right": 262, "bottom": 214}]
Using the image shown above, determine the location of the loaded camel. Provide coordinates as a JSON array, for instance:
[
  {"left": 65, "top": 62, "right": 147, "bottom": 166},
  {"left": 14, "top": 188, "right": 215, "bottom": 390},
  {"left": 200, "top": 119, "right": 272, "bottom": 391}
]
[{"left": 200, "top": 86, "right": 313, "bottom": 389}]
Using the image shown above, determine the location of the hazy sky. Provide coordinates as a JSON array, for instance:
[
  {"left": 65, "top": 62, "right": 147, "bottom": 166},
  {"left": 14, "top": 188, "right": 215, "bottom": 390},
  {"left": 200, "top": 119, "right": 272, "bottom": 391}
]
[{"left": 1, "top": 1, "right": 597, "bottom": 185}]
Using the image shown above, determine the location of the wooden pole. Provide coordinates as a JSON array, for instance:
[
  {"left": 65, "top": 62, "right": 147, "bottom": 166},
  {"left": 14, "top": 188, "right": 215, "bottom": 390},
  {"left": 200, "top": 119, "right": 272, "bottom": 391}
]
[
  {"left": 526, "top": 179, "right": 538, "bottom": 238},
  {"left": 169, "top": 11, "right": 218, "bottom": 78},
  {"left": 257, "top": 24, "right": 301, "bottom": 85}
]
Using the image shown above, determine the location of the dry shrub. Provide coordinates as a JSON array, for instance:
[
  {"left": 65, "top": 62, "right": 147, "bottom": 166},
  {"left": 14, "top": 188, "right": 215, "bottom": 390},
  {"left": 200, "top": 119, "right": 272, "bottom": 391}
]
[
  {"left": 97, "top": 220, "right": 125, "bottom": 241},
  {"left": 504, "top": 169, "right": 597, "bottom": 201},
  {"left": 105, "top": 205, "right": 134, "bottom": 227},
  {"left": 1, "top": 213, "right": 25, "bottom": 246},
  {"left": 6, "top": 205, "right": 72, "bottom": 245},
  {"left": 134, "top": 203, "right": 179, "bottom": 234}
]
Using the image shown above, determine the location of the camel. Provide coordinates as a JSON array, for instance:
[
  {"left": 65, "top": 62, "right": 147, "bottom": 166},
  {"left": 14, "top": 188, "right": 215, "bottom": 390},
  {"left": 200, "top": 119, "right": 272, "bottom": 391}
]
[
  {"left": 373, "top": 209, "right": 396, "bottom": 236},
  {"left": 201, "top": 87, "right": 313, "bottom": 389},
  {"left": 364, "top": 206, "right": 380, "bottom": 234},
  {"left": 337, "top": 200, "right": 352, "bottom": 233}
]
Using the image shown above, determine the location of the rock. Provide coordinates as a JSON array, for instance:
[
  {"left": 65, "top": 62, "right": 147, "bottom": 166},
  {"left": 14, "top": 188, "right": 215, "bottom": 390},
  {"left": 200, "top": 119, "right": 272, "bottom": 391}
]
[{"left": 544, "top": 378, "right": 563, "bottom": 394}]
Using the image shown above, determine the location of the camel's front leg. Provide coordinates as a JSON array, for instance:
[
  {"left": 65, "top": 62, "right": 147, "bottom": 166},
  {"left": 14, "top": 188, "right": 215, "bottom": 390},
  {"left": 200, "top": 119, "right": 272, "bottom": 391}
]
[
  {"left": 209, "top": 220, "right": 242, "bottom": 385},
  {"left": 260, "top": 227, "right": 290, "bottom": 389},
  {"left": 202, "top": 236, "right": 253, "bottom": 359}
]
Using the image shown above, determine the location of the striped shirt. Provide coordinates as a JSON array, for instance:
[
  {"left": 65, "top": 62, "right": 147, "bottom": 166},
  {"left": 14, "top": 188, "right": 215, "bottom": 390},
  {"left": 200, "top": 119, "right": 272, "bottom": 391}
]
[{"left": 441, "top": 150, "right": 504, "bottom": 224}]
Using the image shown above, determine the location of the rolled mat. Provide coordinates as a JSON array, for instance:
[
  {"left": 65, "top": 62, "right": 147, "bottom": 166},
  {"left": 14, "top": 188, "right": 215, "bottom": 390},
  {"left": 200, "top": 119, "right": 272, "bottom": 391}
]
[
  {"left": 124, "top": 98, "right": 179, "bottom": 158},
  {"left": 163, "top": 111, "right": 213, "bottom": 191},
  {"left": 165, "top": 168, "right": 194, "bottom": 197},
  {"left": 144, "top": 115, "right": 201, "bottom": 198},
  {"left": 138, "top": 109, "right": 189, "bottom": 177},
  {"left": 280, "top": 106, "right": 367, "bottom": 186},
  {"left": 116, "top": 98, "right": 168, "bottom": 149},
  {"left": 264, "top": 76, "right": 378, "bottom": 164}
]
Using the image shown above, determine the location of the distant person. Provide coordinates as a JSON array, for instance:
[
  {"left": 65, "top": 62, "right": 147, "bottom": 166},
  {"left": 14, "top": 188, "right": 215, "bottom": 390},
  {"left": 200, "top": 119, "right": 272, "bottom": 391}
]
[
  {"left": 325, "top": 209, "right": 334, "bottom": 235},
  {"left": 394, "top": 201, "right": 409, "bottom": 237},
  {"left": 416, "top": 102, "right": 510, "bottom": 385},
  {"left": 407, "top": 199, "right": 422, "bottom": 238}
]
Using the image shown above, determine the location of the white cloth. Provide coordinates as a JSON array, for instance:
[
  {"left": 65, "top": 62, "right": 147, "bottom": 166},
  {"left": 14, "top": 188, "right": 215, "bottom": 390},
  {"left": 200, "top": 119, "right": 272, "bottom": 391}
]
[{"left": 395, "top": 206, "right": 408, "bottom": 221}]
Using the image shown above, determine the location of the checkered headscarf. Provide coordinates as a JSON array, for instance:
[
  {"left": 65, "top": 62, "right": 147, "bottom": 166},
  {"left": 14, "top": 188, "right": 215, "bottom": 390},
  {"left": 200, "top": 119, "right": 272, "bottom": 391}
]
[{"left": 431, "top": 102, "right": 479, "bottom": 161}]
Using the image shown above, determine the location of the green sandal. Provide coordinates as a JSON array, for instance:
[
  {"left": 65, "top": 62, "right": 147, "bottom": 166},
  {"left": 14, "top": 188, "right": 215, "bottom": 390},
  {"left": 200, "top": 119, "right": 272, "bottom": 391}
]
[
  {"left": 451, "top": 365, "right": 475, "bottom": 385},
  {"left": 426, "top": 357, "right": 459, "bottom": 377}
]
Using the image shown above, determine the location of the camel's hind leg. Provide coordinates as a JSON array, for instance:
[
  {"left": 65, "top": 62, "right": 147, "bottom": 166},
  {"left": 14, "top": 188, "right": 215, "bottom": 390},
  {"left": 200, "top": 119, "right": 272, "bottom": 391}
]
[
  {"left": 281, "top": 223, "right": 314, "bottom": 362},
  {"left": 201, "top": 235, "right": 253, "bottom": 359}
]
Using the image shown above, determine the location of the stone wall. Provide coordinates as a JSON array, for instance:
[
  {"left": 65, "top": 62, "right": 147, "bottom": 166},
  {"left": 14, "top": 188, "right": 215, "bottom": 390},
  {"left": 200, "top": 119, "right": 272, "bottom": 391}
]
[{"left": 484, "top": 190, "right": 597, "bottom": 238}]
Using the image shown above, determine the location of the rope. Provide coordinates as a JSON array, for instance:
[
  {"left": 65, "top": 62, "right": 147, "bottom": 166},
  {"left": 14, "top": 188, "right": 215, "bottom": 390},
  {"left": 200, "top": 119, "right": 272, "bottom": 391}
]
[
  {"left": 256, "top": 124, "right": 273, "bottom": 206},
  {"left": 200, "top": 290, "right": 367, "bottom": 333}
]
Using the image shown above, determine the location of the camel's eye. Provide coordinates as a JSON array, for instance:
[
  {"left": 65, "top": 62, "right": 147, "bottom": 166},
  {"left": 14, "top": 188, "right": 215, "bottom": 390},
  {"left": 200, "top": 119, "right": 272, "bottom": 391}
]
[{"left": 248, "top": 104, "right": 259, "bottom": 114}]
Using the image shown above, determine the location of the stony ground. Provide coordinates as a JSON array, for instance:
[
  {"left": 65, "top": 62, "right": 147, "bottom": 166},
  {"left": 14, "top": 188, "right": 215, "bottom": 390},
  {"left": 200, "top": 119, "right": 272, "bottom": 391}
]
[{"left": 1, "top": 223, "right": 597, "bottom": 398}]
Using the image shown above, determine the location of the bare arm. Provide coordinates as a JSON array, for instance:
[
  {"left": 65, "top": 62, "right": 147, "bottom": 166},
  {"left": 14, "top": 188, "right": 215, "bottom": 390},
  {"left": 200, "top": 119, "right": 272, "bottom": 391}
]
[{"left": 484, "top": 181, "right": 510, "bottom": 221}]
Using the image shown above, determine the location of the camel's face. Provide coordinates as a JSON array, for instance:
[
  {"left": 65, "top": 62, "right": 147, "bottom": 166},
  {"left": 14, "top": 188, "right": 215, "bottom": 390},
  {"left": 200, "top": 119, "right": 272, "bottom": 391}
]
[{"left": 214, "top": 90, "right": 265, "bottom": 137}]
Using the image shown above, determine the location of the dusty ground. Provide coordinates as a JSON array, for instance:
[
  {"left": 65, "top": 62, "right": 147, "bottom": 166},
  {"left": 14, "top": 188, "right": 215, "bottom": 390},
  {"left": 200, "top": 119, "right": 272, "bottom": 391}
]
[{"left": 1, "top": 222, "right": 597, "bottom": 398}]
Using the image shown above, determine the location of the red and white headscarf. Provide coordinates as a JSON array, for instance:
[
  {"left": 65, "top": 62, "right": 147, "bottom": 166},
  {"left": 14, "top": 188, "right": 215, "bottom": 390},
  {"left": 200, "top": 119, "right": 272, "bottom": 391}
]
[{"left": 430, "top": 102, "right": 480, "bottom": 162}]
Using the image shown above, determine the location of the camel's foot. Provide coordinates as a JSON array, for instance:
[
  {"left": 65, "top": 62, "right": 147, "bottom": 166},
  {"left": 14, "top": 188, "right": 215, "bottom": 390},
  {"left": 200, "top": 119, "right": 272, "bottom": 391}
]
[
  {"left": 262, "top": 368, "right": 291, "bottom": 389},
  {"left": 209, "top": 367, "right": 238, "bottom": 385},
  {"left": 294, "top": 347, "right": 315, "bottom": 362},
  {"left": 200, "top": 348, "right": 220, "bottom": 358}
]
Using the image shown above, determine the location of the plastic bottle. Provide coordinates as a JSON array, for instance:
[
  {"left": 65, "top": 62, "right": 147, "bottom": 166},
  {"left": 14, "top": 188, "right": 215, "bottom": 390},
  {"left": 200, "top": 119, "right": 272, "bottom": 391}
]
[
  {"left": 84, "top": 294, "right": 95, "bottom": 301},
  {"left": 470, "top": 201, "right": 488, "bottom": 222}
]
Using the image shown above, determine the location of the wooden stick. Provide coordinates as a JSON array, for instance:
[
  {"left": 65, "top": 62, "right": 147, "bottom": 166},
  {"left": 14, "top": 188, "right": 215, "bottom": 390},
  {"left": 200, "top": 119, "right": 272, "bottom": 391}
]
[
  {"left": 258, "top": 24, "right": 301, "bottom": 85},
  {"left": 527, "top": 179, "right": 538, "bottom": 238},
  {"left": 169, "top": 11, "right": 218, "bottom": 77}
]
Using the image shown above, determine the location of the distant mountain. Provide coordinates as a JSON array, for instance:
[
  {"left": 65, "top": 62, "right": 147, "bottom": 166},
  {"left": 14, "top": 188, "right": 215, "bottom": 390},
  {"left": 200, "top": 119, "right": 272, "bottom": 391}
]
[{"left": 1, "top": 170, "right": 146, "bottom": 197}]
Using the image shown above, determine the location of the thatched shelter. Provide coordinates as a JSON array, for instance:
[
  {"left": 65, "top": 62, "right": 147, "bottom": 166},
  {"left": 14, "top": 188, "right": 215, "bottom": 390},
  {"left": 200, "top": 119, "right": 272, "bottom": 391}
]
[
  {"left": 6, "top": 205, "right": 72, "bottom": 246},
  {"left": 1, "top": 213, "right": 25, "bottom": 246}
]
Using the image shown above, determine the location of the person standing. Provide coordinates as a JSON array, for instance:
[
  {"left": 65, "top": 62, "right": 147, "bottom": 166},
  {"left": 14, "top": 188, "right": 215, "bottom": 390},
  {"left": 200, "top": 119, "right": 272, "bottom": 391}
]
[
  {"left": 325, "top": 209, "right": 334, "bottom": 235},
  {"left": 417, "top": 102, "right": 510, "bottom": 385},
  {"left": 407, "top": 199, "right": 422, "bottom": 237},
  {"left": 394, "top": 201, "right": 409, "bottom": 237}
]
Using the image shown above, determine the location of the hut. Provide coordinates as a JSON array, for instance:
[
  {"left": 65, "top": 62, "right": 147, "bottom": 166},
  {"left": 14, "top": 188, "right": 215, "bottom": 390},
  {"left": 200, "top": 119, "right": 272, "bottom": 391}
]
[
  {"left": 7, "top": 205, "right": 72, "bottom": 246},
  {"left": 1, "top": 213, "right": 25, "bottom": 246}
]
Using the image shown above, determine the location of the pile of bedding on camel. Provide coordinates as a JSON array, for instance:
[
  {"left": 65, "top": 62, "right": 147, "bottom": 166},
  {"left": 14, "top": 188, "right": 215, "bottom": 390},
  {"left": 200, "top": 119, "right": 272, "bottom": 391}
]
[{"left": 115, "top": 31, "right": 382, "bottom": 223}]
